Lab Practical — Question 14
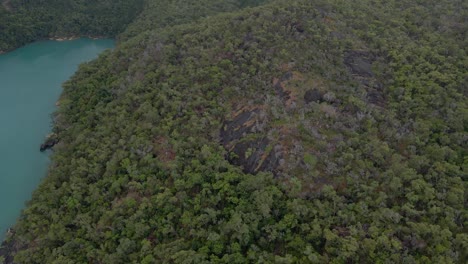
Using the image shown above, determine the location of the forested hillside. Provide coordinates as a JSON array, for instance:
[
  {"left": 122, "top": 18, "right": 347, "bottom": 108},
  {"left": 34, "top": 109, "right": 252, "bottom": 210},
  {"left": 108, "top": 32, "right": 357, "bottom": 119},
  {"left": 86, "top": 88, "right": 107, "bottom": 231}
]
[
  {"left": 1, "top": 0, "right": 467, "bottom": 263},
  {"left": 0, "top": 0, "right": 144, "bottom": 52}
]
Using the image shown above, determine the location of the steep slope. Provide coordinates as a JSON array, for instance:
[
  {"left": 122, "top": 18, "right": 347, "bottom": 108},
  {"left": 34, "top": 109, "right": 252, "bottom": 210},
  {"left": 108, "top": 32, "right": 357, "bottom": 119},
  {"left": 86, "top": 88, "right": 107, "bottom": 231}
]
[{"left": 1, "top": 0, "right": 467, "bottom": 263}]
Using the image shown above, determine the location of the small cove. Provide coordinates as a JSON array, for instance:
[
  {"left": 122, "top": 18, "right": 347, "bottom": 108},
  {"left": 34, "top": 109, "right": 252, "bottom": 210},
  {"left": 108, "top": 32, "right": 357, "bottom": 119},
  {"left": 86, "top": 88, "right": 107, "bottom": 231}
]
[{"left": 0, "top": 38, "right": 115, "bottom": 241}]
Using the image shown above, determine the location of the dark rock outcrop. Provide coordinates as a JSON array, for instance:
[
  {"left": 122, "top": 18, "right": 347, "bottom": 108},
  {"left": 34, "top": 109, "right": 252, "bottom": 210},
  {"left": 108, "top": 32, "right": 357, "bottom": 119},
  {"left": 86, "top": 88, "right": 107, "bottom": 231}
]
[
  {"left": 304, "top": 89, "right": 324, "bottom": 103},
  {"left": 344, "top": 50, "right": 386, "bottom": 106},
  {"left": 227, "top": 137, "right": 280, "bottom": 174},
  {"left": 281, "top": 71, "right": 294, "bottom": 82},
  {"left": 40, "top": 133, "right": 58, "bottom": 152},
  {"left": 221, "top": 107, "right": 282, "bottom": 175},
  {"left": 221, "top": 109, "right": 261, "bottom": 144},
  {"left": 344, "top": 50, "right": 374, "bottom": 77},
  {"left": 273, "top": 71, "right": 298, "bottom": 107},
  {"left": 367, "top": 82, "right": 385, "bottom": 106},
  {"left": 273, "top": 78, "right": 291, "bottom": 102},
  {"left": 0, "top": 229, "right": 17, "bottom": 264}
]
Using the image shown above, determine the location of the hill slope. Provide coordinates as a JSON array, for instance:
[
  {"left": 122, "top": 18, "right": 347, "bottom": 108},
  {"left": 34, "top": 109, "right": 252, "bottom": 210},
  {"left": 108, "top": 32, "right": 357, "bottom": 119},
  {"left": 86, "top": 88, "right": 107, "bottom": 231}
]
[
  {"left": 1, "top": 0, "right": 467, "bottom": 263},
  {"left": 0, "top": 0, "right": 144, "bottom": 52}
]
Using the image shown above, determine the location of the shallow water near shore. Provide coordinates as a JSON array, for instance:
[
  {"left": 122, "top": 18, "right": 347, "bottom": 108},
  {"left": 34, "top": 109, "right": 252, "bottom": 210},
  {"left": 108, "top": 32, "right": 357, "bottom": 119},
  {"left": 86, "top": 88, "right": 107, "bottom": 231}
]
[{"left": 0, "top": 38, "right": 115, "bottom": 241}]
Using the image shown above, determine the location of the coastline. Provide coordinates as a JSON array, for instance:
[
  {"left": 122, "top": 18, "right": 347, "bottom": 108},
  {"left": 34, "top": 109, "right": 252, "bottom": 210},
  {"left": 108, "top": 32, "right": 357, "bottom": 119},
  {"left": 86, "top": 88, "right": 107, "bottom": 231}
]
[
  {"left": 48, "top": 35, "right": 105, "bottom": 41},
  {"left": 0, "top": 229, "right": 16, "bottom": 263},
  {"left": 0, "top": 38, "right": 115, "bottom": 248},
  {"left": 0, "top": 35, "right": 108, "bottom": 55},
  {"left": 48, "top": 36, "right": 79, "bottom": 41}
]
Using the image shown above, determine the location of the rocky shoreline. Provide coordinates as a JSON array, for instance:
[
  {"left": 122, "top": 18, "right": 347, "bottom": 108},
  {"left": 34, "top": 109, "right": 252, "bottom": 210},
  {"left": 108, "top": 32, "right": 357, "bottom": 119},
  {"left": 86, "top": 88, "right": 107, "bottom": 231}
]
[
  {"left": 0, "top": 229, "right": 16, "bottom": 263},
  {"left": 49, "top": 35, "right": 105, "bottom": 41},
  {"left": 1, "top": 35, "right": 107, "bottom": 55},
  {"left": 40, "top": 133, "right": 59, "bottom": 152},
  {"left": 48, "top": 36, "right": 79, "bottom": 41}
]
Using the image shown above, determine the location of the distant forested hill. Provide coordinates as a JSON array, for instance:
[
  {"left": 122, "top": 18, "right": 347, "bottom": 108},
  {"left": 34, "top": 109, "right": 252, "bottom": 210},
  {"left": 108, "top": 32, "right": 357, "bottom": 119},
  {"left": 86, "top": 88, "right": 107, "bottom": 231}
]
[
  {"left": 0, "top": 0, "right": 272, "bottom": 52},
  {"left": 1, "top": 0, "right": 467, "bottom": 263},
  {"left": 0, "top": 0, "right": 145, "bottom": 52}
]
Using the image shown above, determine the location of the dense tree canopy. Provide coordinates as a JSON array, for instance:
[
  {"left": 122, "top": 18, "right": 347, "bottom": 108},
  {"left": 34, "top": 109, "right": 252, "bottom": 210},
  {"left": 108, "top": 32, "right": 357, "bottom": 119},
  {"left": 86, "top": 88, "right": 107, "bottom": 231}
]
[
  {"left": 0, "top": 0, "right": 467, "bottom": 263},
  {"left": 0, "top": 0, "right": 145, "bottom": 52}
]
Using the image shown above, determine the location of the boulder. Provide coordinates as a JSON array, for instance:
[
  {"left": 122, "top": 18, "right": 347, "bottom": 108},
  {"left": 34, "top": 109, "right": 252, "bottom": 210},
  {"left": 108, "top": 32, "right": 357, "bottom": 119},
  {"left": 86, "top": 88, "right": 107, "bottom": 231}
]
[
  {"left": 304, "top": 89, "right": 324, "bottom": 103},
  {"left": 40, "top": 133, "right": 58, "bottom": 152}
]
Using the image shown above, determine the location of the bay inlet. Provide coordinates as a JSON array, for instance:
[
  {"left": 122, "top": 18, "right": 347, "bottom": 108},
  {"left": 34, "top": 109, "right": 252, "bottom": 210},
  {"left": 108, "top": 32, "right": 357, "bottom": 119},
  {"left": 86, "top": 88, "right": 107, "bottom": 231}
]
[{"left": 0, "top": 38, "right": 115, "bottom": 241}]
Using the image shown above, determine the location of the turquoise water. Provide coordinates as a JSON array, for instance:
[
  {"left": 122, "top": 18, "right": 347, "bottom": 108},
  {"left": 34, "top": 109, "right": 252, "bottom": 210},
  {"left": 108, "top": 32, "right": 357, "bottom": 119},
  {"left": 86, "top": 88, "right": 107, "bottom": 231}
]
[{"left": 0, "top": 39, "right": 115, "bottom": 241}]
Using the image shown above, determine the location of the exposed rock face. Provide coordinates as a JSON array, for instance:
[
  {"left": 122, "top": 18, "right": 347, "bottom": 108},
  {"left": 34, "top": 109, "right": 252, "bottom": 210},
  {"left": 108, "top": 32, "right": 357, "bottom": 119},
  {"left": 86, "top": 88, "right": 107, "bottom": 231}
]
[
  {"left": 281, "top": 71, "right": 294, "bottom": 82},
  {"left": 344, "top": 50, "right": 374, "bottom": 77},
  {"left": 221, "top": 107, "right": 282, "bottom": 175},
  {"left": 273, "top": 77, "right": 291, "bottom": 102},
  {"left": 221, "top": 71, "right": 314, "bottom": 175},
  {"left": 304, "top": 89, "right": 324, "bottom": 104},
  {"left": 40, "top": 133, "right": 58, "bottom": 152},
  {"left": 344, "top": 50, "right": 385, "bottom": 106},
  {"left": 273, "top": 71, "right": 302, "bottom": 108},
  {"left": 227, "top": 137, "right": 281, "bottom": 174},
  {"left": 0, "top": 229, "right": 17, "bottom": 264},
  {"left": 221, "top": 109, "right": 261, "bottom": 143},
  {"left": 366, "top": 82, "right": 385, "bottom": 106}
]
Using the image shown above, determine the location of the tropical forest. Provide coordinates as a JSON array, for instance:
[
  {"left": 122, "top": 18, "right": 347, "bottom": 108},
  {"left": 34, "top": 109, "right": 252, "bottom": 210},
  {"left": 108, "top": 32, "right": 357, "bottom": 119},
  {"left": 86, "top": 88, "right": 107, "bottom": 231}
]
[{"left": 0, "top": 0, "right": 466, "bottom": 263}]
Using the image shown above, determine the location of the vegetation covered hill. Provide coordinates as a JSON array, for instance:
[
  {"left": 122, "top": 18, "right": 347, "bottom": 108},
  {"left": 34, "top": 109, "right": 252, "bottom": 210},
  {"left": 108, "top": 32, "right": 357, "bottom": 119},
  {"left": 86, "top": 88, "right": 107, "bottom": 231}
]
[
  {"left": 1, "top": 0, "right": 467, "bottom": 263},
  {"left": 0, "top": 0, "right": 145, "bottom": 52}
]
